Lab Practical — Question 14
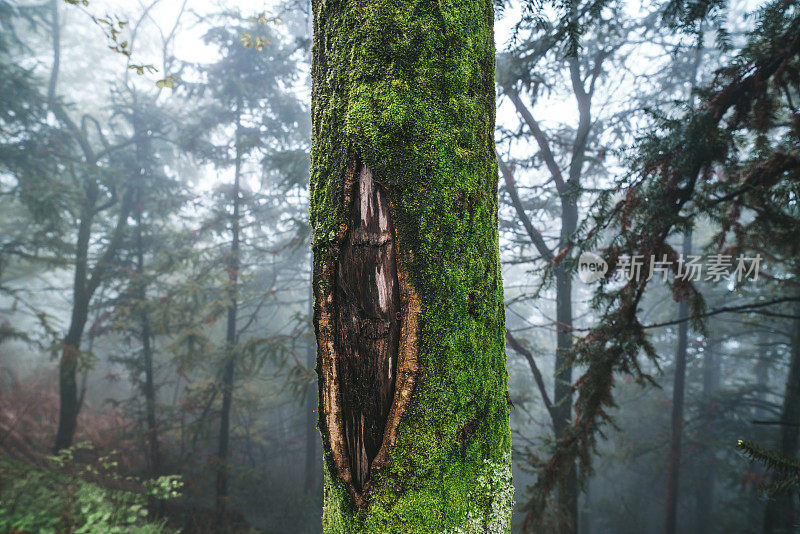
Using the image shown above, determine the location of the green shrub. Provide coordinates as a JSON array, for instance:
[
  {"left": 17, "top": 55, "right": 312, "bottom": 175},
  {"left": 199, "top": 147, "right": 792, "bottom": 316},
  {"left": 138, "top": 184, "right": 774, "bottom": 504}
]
[{"left": 0, "top": 444, "right": 181, "bottom": 533}]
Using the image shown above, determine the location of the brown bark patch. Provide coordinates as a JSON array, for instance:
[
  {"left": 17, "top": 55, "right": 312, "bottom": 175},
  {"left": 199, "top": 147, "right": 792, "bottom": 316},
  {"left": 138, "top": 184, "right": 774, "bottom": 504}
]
[
  {"left": 335, "top": 164, "right": 399, "bottom": 492},
  {"left": 316, "top": 157, "right": 420, "bottom": 506}
]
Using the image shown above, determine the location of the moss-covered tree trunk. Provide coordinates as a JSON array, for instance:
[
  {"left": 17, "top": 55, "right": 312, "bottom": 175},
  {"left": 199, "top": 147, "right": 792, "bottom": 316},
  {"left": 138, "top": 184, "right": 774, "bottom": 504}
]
[{"left": 310, "top": 0, "right": 511, "bottom": 531}]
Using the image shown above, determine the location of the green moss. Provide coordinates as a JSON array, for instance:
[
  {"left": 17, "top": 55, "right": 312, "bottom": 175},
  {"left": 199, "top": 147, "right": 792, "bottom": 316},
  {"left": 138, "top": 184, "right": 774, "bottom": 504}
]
[
  {"left": 311, "top": 0, "right": 510, "bottom": 531},
  {"left": 442, "top": 453, "right": 514, "bottom": 534}
]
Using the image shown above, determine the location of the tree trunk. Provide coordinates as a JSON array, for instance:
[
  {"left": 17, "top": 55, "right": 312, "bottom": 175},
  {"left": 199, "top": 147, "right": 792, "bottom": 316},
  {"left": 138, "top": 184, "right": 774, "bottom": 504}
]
[
  {"left": 754, "top": 330, "right": 771, "bottom": 422},
  {"left": 763, "top": 298, "right": 800, "bottom": 534},
  {"left": 680, "top": 39, "right": 707, "bottom": 534},
  {"left": 50, "top": 0, "right": 133, "bottom": 453},
  {"left": 554, "top": 260, "right": 577, "bottom": 533},
  {"left": 501, "top": 48, "right": 595, "bottom": 534},
  {"left": 54, "top": 206, "right": 92, "bottom": 453},
  {"left": 138, "top": 239, "right": 160, "bottom": 473},
  {"left": 664, "top": 231, "right": 692, "bottom": 534},
  {"left": 50, "top": 0, "right": 89, "bottom": 454},
  {"left": 554, "top": 53, "right": 592, "bottom": 534},
  {"left": 694, "top": 338, "right": 719, "bottom": 533},
  {"left": 216, "top": 113, "right": 242, "bottom": 524},
  {"left": 53, "top": 187, "right": 133, "bottom": 453},
  {"left": 135, "top": 123, "right": 161, "bottom": 481},
  {"left": 310, "top": 0, "right": 511, "bottom": 531}
]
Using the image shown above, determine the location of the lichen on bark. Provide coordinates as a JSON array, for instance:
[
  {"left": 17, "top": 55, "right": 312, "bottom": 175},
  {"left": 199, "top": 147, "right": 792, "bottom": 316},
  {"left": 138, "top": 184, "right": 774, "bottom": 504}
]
[{"left": 310, "top": 0, "right": 511, "bottom": 531}]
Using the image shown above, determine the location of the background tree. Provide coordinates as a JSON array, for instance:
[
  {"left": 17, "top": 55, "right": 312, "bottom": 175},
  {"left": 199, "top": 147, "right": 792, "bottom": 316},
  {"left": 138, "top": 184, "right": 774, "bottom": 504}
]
[
  {"left": 3, "top": 0, "right": 800, "bottom": 532},
  {"left": 495, "top": 2, "right": 664, "bottom": 530},
  {"left": 521, "top": 0, "right": 800, "bottom": 531},
  {"left": 181, "top": 9, "right": 309, "bottom": 524}
]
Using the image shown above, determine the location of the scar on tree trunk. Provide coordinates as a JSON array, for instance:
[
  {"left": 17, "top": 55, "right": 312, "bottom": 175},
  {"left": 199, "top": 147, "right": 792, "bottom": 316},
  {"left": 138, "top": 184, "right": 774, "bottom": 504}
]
[{"left": 316, "top": 157, "right": 420, "bottom": 507}]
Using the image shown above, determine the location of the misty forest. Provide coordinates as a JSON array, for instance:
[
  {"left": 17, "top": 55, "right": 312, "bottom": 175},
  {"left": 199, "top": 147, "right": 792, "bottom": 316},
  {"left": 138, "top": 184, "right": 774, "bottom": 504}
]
[{"left": 1, "top": 0, "right": 800, "bottom": 532}]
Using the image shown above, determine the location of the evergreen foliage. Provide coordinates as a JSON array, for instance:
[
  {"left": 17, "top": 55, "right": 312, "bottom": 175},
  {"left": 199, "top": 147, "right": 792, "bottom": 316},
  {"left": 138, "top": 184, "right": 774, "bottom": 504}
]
[
  {"left": 739, "top": 439, "right": 800, "bottom": 495},
  {"left": 520, "top": 0, "right": 800, "bottom": 526}
]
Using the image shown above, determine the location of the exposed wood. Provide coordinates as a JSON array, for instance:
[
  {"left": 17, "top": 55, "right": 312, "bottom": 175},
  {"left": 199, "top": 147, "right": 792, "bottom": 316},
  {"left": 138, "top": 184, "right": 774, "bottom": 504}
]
[
  {"left": 316, "top": 158, "right": 360, "bottom": 505},
  {"left": 315, "top": 157, "right": 420, "bottom": 506},
  {"left": 335, "top": 164, "right": 400, "bottom": 491}
]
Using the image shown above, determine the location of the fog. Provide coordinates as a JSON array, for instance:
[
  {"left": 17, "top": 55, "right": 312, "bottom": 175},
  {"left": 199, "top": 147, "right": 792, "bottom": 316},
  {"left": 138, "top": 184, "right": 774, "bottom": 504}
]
[{"left": 1, "top": 0, "right": 798, "bottom": 532}]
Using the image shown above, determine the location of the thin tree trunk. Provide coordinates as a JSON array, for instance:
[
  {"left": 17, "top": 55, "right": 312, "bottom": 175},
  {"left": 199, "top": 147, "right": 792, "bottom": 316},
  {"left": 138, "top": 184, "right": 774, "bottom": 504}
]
[
  {"left": 132, "top": 112, "right": 161, "bottom": 478},
  {"left": 138, "top": 238, "right": 160, "bottom": 477},
  {"left": 50, "top": 0, "right": 86, "bottom": 455},
  {"left": 554, "top": 53, "right": 592, "bottom": 534},
  {"left": 54, "top": 203, "right": 92, "bottom": 453},
  {"left": 665, "top": 230, "right": 692, "bottom": 534},
  {"left": 681, "top": 36, "right": 707, "bottom": 534},
  {"left": 579, "top": 488, "right": 592, "bottom": 534},
  {"left": 554, "top": 261, "right": 577, "bottom": 533},
  {"left": 755, "top": 330, "right": 771, "bottom": 422},
  {"left": 54, "top": 186, "right": 134, "bottom": 452},
  {"left": 763, "top": 298, "right": 800, "bottom": 533},
  {"left": 50, "top": 0, "right": 133, "bottom": 453},
  {"left": 311, "top": 0, "right": 510, "bottom": 530},
  {"left": 695, "top": 338, "right": 719, "bottom": 533},
  {"left": 216, "top": 112, "right": 242, "bottom": 524}
]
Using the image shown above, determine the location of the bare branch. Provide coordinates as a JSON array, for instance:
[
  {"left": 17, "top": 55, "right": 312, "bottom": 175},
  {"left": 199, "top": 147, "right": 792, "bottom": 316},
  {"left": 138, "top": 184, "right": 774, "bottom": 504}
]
[
  {"left": 498, "top": 155, "right": 555, "bottom": 263},
  {"left": 506, "top": 88, "right": 567, "bottom": 195},
  {"left": 506, "top": 329, "right": 557, "bottom": 424}
]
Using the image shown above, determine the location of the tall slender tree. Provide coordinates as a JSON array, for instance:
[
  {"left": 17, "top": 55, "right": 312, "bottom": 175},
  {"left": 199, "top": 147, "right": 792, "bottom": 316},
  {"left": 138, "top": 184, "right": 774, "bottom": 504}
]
[
  {"left": 763, "top": 300, "right": 800, "bottom": 533},
  {"left": 496, "top": 3, "right": 652, "bottom": 530},
  {"left": 182, "top": 11, "right": 308, "bottom": 523},
  {"left": 108, "top": 93, "right": 186, "bottom": 480},
  {"left": 665, "top": 31, "right": 706, "bottom": 533},
  {"left": 664, "top": 231, "right": 691, "bottom": 534}
]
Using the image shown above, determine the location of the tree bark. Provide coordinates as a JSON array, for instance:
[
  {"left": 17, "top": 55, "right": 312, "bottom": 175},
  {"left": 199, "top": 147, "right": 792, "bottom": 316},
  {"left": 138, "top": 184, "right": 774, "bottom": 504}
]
[
  {"left": 665, "top": 231, "right": 692, "bottom": 534},
  {"left": 763, "top": 298, "right": 800, "bottom": 534},
  {"left": 311, "top": 0, "right": 511, "bottom": 531}
]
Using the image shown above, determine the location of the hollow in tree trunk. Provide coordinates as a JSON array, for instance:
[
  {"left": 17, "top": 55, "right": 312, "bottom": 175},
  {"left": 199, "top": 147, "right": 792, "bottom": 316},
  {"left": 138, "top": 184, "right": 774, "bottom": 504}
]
[{"left": 310, "top": 0, "right": 511, "bottom": 531}]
